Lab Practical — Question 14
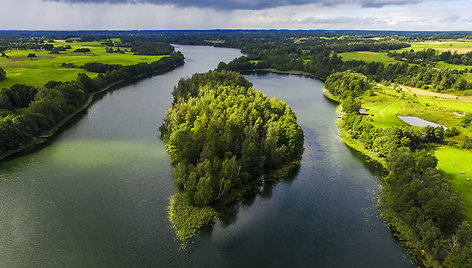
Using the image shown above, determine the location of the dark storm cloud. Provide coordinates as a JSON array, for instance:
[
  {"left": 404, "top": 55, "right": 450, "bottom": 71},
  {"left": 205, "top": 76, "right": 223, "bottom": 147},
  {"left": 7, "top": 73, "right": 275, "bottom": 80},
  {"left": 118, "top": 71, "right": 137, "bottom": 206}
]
[{"left": 45, "top": 0, "right": 424, "bottom": 10}]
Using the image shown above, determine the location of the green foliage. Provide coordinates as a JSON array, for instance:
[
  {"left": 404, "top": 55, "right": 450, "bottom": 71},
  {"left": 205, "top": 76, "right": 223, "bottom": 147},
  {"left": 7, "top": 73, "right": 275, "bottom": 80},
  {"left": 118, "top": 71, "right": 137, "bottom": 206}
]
[
  {"left": 445, "top": 127, "right": 460, "bottom": 137},
  {"left": 168, "top": 193, "right": 217, "bottom": 248},
  {"left": 436, "top": 148, "right": 472, "bottom": 223},
  {"left": 161, "top": 71, "right": 304, "bottom": 207},
  {"left": 380, "top": 149, "right": 470, "bottom": 265},
  {"left": 325, "top": 71, "right": 372, "bottom": 100},
  {"left": 129, "top": 42, "right": 174, "bottom": 55},
  {"left": 462, "top": 136, "right": 472, "bottom": 149},
  {"left": 0, "top": 67, "right": 5, "bottom": 81},
  {"left": 73, "top": 48, "right": 91, "bottom": 53},
  {"left": 462, "top": 113, "right": 472, "bottom": 128},
  {"left": 219, "top": 35, "right": 472, "bottom": 92},
  {"left": 161, "top": 71, "right": 303, "bottom": 245}
]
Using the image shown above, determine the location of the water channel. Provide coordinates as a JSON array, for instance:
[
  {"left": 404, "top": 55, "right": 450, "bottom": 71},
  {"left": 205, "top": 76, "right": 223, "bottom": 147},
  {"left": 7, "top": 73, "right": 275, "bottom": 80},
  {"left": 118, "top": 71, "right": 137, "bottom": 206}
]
[{"left": 0, "top": 45, "right": 413, "bottom": 267}]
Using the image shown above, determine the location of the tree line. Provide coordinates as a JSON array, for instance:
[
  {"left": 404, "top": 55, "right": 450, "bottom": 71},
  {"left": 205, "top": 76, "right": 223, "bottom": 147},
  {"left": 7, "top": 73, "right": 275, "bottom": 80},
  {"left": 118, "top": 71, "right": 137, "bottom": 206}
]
[
  {"left": 388, "top": 48, "right": 472, "bottom": 66},
  {"left": 214, "top": 35, "right": 472, "bottom": 93}
]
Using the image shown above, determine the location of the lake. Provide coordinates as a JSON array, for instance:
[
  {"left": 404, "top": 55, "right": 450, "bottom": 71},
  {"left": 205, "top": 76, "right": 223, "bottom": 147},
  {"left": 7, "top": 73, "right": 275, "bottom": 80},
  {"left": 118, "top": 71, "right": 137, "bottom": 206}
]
[{"left": 0, "top": 46, "right": 413, "bottom": 267}]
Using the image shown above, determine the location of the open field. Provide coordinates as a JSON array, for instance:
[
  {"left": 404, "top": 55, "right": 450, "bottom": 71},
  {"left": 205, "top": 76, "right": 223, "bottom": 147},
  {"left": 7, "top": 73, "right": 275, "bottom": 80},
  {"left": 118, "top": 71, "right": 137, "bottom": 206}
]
[
  {"left": 361, "top": 83, "right": 472, "bottom": 223},
  {"left": 0, "top": 40, "right": 167, "bottom": 88},
  {"left": 398, "top": 40, "right": 472, "bottom": 54},
  {"left": 338, "top": 51, "right": 399, "bottom": 64},
  {"left": 362, "top": 85, "right": 472, "bottom": 128},
  {"left": 364, "top": 102, "right": 407, "bottom": 128},
  {"left": 436, "top": 61, "right": 471, "bottom": 71},
  {"left": 436, "top": 147, "right": 472, "bottom": 222}
]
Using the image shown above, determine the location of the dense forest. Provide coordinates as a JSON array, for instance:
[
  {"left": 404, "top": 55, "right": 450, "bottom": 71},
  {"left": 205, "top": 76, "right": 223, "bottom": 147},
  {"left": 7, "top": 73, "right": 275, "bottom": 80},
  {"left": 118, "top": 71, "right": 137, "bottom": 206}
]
[
  {"left": 160, "top": 71, "right": 304, "bottom": 243},
  {"left": 0, "top": 51, "right": 184, "bottom": 157}
]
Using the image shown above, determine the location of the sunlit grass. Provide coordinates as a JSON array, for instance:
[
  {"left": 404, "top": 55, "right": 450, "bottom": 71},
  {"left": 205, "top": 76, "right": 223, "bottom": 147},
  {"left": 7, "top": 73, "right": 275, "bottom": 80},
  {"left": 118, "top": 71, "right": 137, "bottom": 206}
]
[
  {"left": 338, "top": 51, "right": 399, "bottom": 64},
  {"left": 436, "top": 147, "right": 472, "bottom": 222},
  {"left": 361, "top": 85, "right": 472, "bottom": 129},
  {"left": 395, "top": 40, "right": 472, "bottom": 54}
]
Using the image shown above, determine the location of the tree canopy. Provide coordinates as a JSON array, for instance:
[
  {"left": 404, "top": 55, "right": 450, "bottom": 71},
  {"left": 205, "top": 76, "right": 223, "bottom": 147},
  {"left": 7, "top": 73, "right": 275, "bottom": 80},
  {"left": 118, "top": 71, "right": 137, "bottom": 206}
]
[{"left": 160, "top": 71, "right": 304, "bottom": 207}]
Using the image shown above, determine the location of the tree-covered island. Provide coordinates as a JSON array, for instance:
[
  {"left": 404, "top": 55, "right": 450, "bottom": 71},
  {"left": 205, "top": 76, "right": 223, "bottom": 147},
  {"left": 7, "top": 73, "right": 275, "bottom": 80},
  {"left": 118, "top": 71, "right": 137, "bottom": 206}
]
[{"left": 159, "top": 71, "right": 304, "bottom": 245}]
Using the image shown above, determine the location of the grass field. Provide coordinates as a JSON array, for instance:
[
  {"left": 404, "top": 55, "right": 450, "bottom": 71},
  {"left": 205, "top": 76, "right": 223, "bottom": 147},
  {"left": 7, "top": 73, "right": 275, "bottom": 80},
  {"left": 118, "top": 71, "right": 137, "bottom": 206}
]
[
  {"left": 338, "top": 51, "right": 399, "bottom": 64},
  {"left": 436, "top": 147, "right": 472, "bottom": 222},
  {"left": 360, "top": 83, "right": 472, "bottom": 223},
  {"left": 361, "top": 85, "right": 472, "bottom": 129},
  {"left": 365, "top": 102, "right": 407, "bottom": 128},
  {"left": 0, "top": 40, "right": 168, "bottom": 88},
  {"left": 396, "top": 40, "right": 472, "bottom": 54},
  {"left": 436, "top": 61, "right": 471, "bottom": 71}
]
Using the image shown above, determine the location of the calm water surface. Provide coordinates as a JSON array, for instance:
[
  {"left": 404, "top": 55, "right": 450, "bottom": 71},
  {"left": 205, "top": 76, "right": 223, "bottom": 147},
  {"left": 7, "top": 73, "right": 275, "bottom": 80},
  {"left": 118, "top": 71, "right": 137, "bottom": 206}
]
[{"left": 0, "top": 46, "right": 413, "bottom": 267}]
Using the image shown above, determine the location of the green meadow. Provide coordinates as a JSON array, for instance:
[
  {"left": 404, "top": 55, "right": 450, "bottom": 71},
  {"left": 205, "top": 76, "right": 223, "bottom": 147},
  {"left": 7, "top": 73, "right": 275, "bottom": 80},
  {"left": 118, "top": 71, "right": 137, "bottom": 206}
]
[
  {"left": 436, "top": 61, "right": 471, "bottom": 71},
  {"left": 396, "top": 40, "right": 472, "bottom": 53},
  {"left": 436, "top": 147, "right": 472, "bottom": 222},
  {"left": 361, "top": 85, "right": 472, "bottom": 128},
  {"left": 338, "top": 51, "right": 399, "bottom": 64},
  {"left": 360, "top": 83, "right": 472, "bottom": 223},
  {"left": 0, "top": 40, "right": 167, "bottom": 88}
]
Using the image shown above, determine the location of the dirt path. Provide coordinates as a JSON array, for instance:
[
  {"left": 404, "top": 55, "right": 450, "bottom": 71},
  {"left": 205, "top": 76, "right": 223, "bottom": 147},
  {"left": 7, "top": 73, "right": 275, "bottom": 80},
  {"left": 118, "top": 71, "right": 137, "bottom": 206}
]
[{"left": 380, "top": 83, "right": 472, "bottom": 101}]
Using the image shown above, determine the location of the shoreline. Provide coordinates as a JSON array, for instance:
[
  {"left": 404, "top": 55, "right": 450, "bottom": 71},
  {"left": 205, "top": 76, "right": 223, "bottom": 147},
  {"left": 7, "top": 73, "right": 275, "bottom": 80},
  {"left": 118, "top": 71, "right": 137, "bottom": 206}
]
[
  {"left": 0, "top": 64, "right": 183, "bottom": 161},
  {"left": 322, "top": 86, "right": 439, "bottom": 267}
]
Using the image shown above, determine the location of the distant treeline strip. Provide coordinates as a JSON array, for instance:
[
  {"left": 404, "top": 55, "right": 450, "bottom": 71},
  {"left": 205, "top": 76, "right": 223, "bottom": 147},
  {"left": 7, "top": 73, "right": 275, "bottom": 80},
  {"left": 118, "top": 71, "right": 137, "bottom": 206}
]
[{"left": 0, "top": 51, "right": 184, "bottom": 158}]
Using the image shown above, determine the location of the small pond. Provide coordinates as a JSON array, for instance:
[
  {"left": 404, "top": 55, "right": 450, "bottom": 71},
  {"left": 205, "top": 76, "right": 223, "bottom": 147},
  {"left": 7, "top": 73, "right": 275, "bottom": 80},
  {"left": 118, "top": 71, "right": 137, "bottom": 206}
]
[{"left": 398, "top": 116, "right": 447, "bottom": 129}]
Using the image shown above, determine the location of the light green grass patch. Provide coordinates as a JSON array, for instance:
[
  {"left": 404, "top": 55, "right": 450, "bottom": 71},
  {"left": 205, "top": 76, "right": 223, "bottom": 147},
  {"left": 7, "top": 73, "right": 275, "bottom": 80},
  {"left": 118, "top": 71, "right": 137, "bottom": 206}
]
[
  {"left": 396, "top": 41, "right": 472, "bottom": 54},
  {"left": 338, "top": 51, "right": 399, "bottom": 64},
  {"left": 362, "top": 85, "right": 472, "bottom": 129},
  {"left": 436, "top": 147, "right": 472, "bottom": 222},
  {"left": 366, "top": 102, "right": 407, "bottom": 128},
  {"left": 436, "top": 61, "right": 471, "bottom": 71},
  {"left": 204, "top": 40, "right": 225, "bottom": 44},
  {"left": 361, "top": 86, "right": 408, "bottom": 128}
]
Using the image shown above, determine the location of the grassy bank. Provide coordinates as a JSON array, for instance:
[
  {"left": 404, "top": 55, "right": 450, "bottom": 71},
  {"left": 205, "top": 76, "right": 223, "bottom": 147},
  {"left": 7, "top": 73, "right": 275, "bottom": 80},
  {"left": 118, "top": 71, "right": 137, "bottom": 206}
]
[
  {"left": 436, "top": 147, "right": 472, "bottom": 222},
  {"left": 322, "top": 89, "right": 387, "bottom": 169}
]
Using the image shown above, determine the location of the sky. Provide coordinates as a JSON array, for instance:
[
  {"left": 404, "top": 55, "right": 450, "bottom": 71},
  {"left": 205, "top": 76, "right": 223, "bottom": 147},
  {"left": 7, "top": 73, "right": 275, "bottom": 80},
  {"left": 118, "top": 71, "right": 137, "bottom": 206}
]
[{"left": 1, "top": 0, "right": 471, "bottom": 31}]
